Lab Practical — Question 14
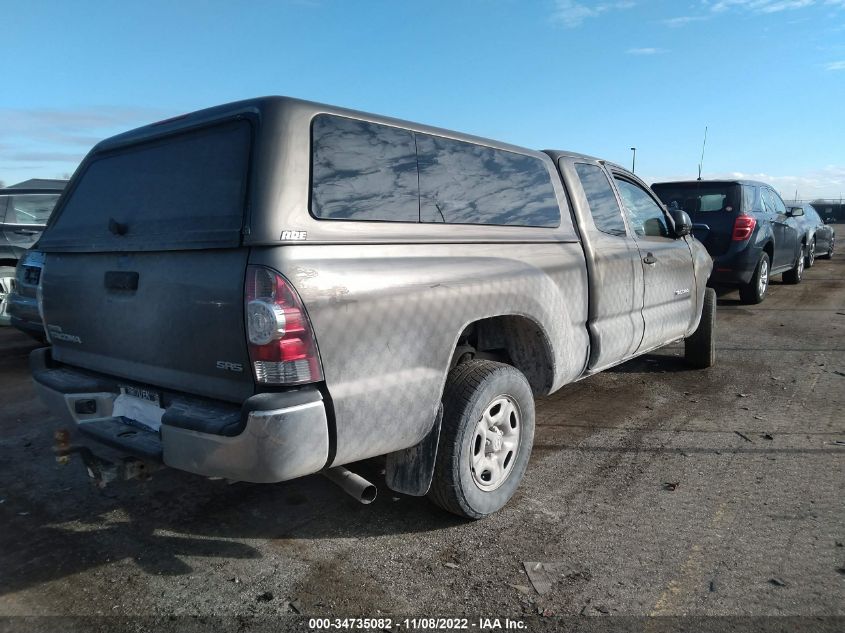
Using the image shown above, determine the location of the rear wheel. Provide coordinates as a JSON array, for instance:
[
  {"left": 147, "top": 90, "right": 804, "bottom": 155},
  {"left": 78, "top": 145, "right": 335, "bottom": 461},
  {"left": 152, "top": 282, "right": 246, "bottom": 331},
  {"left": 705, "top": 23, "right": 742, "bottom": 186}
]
[
  {"left": 0, "top": 267, "right": 17, "bottom": 327},
  {"left": 739, "top": 253, "right": 769, "bottom": 305},
  {"left": 428, "top": 360, "right": 535, "bottom": 519},
  {"left": 805, "top": 239, "right": 816, "bottom": 268},
  {"left": 685, "top": 288, "right": 716, "bottom": 369},
  {"left": 783, "top": 245, "right": 804, "bottom": 284}
]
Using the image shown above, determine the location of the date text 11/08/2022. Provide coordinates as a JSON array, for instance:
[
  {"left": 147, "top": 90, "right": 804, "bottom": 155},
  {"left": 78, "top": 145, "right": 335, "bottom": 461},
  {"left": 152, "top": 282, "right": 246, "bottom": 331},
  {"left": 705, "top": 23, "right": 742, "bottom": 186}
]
[{"left": 307, "top": 617, "right": 527, "bottom": 630}]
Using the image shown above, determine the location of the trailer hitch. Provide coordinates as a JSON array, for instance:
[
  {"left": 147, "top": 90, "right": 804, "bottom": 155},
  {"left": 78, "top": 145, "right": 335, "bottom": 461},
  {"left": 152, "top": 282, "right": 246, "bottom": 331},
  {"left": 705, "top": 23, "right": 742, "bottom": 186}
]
[{"left": 53, "top": 429, "right": 160, "bottom": 487}]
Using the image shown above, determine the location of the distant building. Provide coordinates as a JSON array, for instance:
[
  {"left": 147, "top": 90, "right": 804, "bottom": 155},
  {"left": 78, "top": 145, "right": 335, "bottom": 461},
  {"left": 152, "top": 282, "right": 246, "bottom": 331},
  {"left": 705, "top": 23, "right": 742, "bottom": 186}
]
[{"left": 5, "top": 178, "right": 68, "bottom": 190}]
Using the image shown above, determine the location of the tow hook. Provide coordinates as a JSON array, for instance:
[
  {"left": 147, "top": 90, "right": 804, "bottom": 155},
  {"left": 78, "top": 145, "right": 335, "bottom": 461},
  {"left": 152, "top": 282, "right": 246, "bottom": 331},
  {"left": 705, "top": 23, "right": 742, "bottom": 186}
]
[{"left": 53, "top": 429, "right": 159, "bottom": 488}]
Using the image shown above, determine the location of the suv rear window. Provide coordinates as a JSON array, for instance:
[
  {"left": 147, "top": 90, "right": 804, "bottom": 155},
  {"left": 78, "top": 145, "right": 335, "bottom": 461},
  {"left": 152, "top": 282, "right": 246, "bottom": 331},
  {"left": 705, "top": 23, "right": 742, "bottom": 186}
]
[
  {"left": 1, "top": 193, "right": 61, "bottom": 225},
  {"left": 651, "top": 183, "right": 741, "bottom": 215},
  {"left": 39, "top": 120, "right": 251, "bottom": 252}
]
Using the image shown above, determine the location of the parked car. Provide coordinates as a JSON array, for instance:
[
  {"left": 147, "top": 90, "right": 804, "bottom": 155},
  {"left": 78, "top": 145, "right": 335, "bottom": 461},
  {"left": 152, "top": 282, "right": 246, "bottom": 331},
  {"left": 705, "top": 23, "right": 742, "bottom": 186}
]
[
  {"left": 651, "top": 180, "right": 804, "bottom": 304},
  {"left": 784, "top": 201, "right": 835, "bottom": 265},
  {"left": 7, "top": 249, "right": 46, "bottom": 339},
  {"left": 31, "top": 97, "right": 714, "bottom": 519},
  {"left": 0, "top": 181, "right": 65, "bottom": 326}
]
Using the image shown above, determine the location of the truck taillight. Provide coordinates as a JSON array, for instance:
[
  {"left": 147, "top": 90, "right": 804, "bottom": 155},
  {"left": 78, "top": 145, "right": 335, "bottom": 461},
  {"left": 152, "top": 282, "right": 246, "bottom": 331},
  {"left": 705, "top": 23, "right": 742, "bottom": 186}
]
[
  {"left": 245, "top": 266, "right": 323, "bottom": 385},
  {"left": 732, "top": 215, "right": 757, "bottom": 241}
]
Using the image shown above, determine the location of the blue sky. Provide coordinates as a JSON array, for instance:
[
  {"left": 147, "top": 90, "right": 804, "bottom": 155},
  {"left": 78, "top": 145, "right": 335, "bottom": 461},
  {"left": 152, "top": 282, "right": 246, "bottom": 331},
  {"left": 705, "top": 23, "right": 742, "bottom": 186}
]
[{"left": 2, "top": 0, "right": 844, "bottom": 198}]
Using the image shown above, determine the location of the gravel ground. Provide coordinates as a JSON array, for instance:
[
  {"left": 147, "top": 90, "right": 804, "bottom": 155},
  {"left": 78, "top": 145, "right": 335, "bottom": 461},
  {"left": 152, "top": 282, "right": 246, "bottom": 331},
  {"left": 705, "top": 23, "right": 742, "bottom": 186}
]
[{"left": 0, "top": 256, "right": 843, "bottom": 630}]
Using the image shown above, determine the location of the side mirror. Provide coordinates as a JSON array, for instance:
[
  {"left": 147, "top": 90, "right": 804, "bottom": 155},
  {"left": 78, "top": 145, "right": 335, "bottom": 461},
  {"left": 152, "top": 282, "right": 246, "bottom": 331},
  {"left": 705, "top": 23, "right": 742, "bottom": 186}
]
[
  {"left": 788, "top": 207, "right": 804, "bottom": 217},
  {"left": 670, "top": 209, "right": 693, "bottom": 237}
]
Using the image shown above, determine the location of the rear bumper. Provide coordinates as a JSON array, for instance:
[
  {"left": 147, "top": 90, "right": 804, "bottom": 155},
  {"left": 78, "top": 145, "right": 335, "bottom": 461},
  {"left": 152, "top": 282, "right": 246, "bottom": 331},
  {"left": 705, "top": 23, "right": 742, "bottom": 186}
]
[
  {"left": 30, "top": 348, "right": 329, "bottom": 483},
  {"left": 708, "top": 247, "right": 760, "bottom": 286}
]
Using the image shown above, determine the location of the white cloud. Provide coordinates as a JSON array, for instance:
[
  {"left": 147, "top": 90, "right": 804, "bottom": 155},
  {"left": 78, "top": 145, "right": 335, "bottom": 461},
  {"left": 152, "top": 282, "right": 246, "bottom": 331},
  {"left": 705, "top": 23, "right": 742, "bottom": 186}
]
[
  {"left": 0, "top": 106, "right": 172, "bottom": 182},
  {"left": 825, "top": 60, "right": 845, "bottom": 69},
  {"left": 652, "top": 166, "right": 845, "bottom": 199},
  {"left": 552, "top": 0, "right": 636, "bottom": 28},
  {"left": 662, "top": 15, "right": 710, "bottom": 26},
  {"left": 705, "top": 0, "right": 834, "bottom": 13},
  {"left": 627, "top": 47, "right": 668, "bottom": 54}
]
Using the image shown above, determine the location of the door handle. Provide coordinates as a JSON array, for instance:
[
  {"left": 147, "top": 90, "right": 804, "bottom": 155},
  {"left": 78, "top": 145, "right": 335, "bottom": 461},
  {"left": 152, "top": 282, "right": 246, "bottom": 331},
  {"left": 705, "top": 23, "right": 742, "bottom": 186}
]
[
  {"left": 643, "top": 253, "right": 657, "bottom": 265},
  {"left": 13, "top": 229, "right": 38, "bottom": 236}
]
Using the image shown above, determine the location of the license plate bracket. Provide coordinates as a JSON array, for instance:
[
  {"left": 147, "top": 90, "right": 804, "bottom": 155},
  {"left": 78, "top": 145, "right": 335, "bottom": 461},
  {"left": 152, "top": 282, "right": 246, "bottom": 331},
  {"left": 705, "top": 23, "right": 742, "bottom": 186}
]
[{"left": 119, "top": 386, "right": 161, "bottom": 407}]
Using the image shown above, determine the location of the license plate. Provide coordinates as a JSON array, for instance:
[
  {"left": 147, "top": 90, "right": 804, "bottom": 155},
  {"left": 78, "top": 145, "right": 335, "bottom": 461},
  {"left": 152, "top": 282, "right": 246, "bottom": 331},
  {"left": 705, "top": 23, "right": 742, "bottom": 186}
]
[{"left": 120, "top": 386, "right": 161, "bottom": 407}]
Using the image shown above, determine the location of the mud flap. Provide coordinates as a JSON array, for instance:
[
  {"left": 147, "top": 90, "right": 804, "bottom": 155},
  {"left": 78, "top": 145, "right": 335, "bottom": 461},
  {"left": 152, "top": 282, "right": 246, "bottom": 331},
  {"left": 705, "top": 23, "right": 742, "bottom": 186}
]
[{"left": 384, "top": 404, "right": 442, "bottom": 496}]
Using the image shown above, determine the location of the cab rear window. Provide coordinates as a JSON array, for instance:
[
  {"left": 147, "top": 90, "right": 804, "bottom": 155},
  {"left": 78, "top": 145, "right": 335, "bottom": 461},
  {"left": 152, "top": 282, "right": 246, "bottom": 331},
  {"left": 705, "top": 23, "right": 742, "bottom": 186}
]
[{"left": 39, "top": 120, "right": 251, "bottom": 252}]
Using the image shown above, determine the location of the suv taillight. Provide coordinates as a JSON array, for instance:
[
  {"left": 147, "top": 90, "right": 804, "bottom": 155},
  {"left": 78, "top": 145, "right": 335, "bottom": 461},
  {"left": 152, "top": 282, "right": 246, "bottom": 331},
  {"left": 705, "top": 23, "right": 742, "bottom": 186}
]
[
  {"left": 732, "top": 215, "right": 757, "bottom": 241},
  {"left": 245, "top": 266, "right": 323, "bottom": 385}
]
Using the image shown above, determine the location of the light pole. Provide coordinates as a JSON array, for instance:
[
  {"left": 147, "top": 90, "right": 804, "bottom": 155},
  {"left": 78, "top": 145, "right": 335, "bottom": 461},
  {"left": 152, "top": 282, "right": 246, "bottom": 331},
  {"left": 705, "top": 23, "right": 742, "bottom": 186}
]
[{"left": 630, "top": 147, "right": 637, "bottom": 174}]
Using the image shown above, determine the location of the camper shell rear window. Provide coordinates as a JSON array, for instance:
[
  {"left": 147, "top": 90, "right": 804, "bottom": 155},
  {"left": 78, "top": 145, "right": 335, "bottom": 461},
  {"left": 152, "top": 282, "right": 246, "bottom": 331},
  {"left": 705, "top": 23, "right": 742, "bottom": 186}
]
[{"left": 39, "top": 119, "right": 251, "bottom": 252}]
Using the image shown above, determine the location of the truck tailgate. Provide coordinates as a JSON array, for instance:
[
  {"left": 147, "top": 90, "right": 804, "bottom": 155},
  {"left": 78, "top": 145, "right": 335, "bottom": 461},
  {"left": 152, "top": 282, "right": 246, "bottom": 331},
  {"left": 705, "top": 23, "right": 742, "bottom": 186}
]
[{"left": 42, "top": 250, "right": 253, "bottom": 403}]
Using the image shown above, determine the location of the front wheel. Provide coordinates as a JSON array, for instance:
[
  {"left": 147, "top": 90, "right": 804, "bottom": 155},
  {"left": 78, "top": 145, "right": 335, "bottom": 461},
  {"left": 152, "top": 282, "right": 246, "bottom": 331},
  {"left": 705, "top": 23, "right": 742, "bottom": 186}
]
[
  {"left": 685, "top": 287, "right": 716, "bottom": 369},
  {"left": 783, "top": 245, "right": 804, "bottom": 284},
  {"left": 428, "top": 360, "right": 535, "bottom": 519},
  {"left": 819, "top": 236, "right": 834, "bottom": 259},
  {"left": 805, "top": 239, "right": 816, "bottom": 268}
]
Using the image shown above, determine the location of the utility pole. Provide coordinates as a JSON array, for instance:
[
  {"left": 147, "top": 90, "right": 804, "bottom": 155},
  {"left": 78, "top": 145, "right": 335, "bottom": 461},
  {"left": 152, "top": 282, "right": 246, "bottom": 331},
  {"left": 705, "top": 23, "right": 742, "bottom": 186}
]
[{"left": 630, "top": 147, "right": 636, "bottom": 174}]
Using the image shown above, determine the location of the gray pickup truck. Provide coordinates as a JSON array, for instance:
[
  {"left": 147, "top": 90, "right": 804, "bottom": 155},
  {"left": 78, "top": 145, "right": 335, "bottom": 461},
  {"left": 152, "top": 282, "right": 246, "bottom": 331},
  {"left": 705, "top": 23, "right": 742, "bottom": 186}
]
[{"left": 32, "top": 97, "right": 714, "bottom": 518}]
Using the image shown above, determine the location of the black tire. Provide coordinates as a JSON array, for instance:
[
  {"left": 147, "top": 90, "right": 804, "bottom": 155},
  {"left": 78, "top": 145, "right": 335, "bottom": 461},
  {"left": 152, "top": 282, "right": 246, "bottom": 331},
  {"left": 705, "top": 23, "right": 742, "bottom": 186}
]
[
  {"left": 0, "top": 266, "right": 16, "bottom": 327},
  {"left": 739, "top": 253, "right": 770, "bottom": 305},
  {"left": 805, "top": 239, "right": 816, "bottom": 268},
  {"left": 428, "top": 360, "right": 535, "bottom": 519},
  {"left": 685, "top": 287, "right": 716, "bottom": 369},
  {"left": 783, "top": 245, "right": 804, "bottom": 284}
]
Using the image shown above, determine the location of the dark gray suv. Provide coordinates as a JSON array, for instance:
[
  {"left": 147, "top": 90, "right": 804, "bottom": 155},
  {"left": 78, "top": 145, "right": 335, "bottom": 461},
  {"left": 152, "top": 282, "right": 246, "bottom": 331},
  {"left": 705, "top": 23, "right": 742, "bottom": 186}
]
[
  {"left": 0, "top": 180, "right": 65, "bottom": 326},
  {"left": 651, "top": 180, "right": 804, "bottom": 304}
]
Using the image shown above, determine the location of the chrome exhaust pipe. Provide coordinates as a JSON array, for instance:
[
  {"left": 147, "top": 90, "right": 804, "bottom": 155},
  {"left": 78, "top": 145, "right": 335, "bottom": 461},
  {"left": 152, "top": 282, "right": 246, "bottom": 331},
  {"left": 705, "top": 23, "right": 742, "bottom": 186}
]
[{"left": 323, "top": 466, "right": 377, "bottom": 504}]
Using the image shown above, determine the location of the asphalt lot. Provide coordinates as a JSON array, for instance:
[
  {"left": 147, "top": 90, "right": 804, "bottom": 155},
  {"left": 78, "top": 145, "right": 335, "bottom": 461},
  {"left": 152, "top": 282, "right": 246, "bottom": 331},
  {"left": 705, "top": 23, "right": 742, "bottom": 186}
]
[{"left": 0, "top": 255, "right": 843, "bottom": 628}]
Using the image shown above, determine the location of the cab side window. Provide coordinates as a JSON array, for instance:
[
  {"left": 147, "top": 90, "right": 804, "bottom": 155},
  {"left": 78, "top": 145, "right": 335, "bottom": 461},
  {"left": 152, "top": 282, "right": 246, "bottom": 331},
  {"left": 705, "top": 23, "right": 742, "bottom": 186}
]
[
  {"left": 575, "top": 163, "right": 626, "bottom": 236},
  {"left": 613, "top": 177, "right": 670, "bottom": 238}
]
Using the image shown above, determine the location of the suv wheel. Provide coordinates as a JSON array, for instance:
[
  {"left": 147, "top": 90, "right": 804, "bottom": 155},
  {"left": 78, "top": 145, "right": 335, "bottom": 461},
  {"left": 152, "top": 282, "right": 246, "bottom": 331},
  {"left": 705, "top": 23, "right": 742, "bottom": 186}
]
[
  {"left": 739, "top": 253, "right": 769, "bottom": 305},
  {"left": 685, "top": 288, "right": 716, "bottom": 369},
  {"left": 783, "top": 246, "right": 804, "bottom": 284},
  {"left": 428, "top": 360, "right": 535, "bottom": 519},
  {"left": 805, "top": 239, "right": 816, "bottom": 268},
  {"left": 0, "top": 267, "right": 17, "bottom": 327}
]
